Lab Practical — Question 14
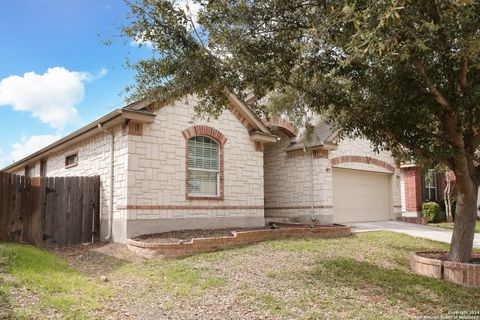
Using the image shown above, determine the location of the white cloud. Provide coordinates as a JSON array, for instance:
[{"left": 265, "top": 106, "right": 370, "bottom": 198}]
[
  {"left": 9, "top": 135, "right": 61, "bottom": 163},
  {"left": 0, "top": 67, "right": 107, "bottom": 129},
  {"left": 176, "top": 0, "right": 201, "bottom": 27},
  {"left": 130, "top": 1, "right": 201, "bottom": 48},
  {"left": 130, "top": 36, "right": 153, "bottom": 48}
]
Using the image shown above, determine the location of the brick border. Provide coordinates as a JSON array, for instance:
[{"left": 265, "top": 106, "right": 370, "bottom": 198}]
[
  {"left": 265, "top": 205, "right": 333, "bottom": 210},
  {"left": 117, "top": 205, "right": 264, "bottom": 210},
  {"left": 410, "top": 252, "right": 443, "bottom": 279},
  {"left": 182, "top": 125, "right": 226, "bottom": 201},
  {"left": 410, "top": 252, "right": 480, "bottom": 287},
  {"left": 127, "top": 225, "right": 352, "bottom": 258},
  {"left": 330, "top": 156, "right": 395, "bottom": 173},
  {"left": 396, "top": 217, "right": 427, "bottom": 225}
]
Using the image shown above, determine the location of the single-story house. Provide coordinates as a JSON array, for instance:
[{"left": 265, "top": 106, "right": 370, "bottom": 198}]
[
  {"left": 3, "top": 94, "right": 276, "bottom": 243},
  {"left": 5, "top": 94, "right": 454, "bottom": 243}
]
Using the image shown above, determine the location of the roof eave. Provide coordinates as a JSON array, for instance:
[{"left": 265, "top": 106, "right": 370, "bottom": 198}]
[{"left": 2, "top": 109, "right": 156, "bottom": 172}]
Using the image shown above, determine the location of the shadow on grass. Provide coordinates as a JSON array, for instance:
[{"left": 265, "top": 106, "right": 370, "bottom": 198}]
[{"left": 310, "top": 258, "right": 480, "bottom": 311}]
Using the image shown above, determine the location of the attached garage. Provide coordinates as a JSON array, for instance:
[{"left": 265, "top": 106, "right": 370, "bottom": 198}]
[{"left": 333, "top": 168, "right": 391, "bottom": 223}]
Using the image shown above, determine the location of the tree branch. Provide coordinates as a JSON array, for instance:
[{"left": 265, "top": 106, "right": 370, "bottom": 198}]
[
  {"left": 459, "top": 57, "right": 468, "bottom": 95},
  {"left": 413, "top": 57, "right": 451, "bottom": 108}
]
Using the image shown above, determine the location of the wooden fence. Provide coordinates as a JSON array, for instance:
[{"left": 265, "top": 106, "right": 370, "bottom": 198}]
[{"left": 0, "top": 172, "right": 100, "bottom": 248}]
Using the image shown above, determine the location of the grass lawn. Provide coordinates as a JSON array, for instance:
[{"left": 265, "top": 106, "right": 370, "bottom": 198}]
[
  {"left": 429, "top": 222, "right": 480, "bottom": 233},
  {"left": 1, "top": 232, "right": 479, "bottom": 319}
]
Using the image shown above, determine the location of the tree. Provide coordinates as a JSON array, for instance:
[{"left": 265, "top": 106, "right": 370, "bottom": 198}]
[{"left": 120, "top": 0, "right": 480, "bottom": 262}]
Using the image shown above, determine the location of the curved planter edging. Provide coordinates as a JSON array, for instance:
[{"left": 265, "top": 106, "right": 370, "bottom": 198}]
[
  {"left": 127, "top": 226, "right": 351, "bottom": 258},
  {"left": 444, "top": 258, "right": 480, "bottom": 287},
  {"left": 410, "top": 252, "right": 480, "bottom": 287},
  {"left": 410, "top": 252, "right": 443, "bottom": 279}
]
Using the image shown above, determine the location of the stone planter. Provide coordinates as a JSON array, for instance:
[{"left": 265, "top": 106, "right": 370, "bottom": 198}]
[
  {"left": 444, "top": 258, "right": 480, "bottom": 287},
  {"left": 410, "top": 252, "right": 480, "bottom": 287},
  {"left": 128, "top": 225, "right": 351, "bottom": 259},
  {"left": 410, "top": 252, "right": 443, "bottom": 279}
]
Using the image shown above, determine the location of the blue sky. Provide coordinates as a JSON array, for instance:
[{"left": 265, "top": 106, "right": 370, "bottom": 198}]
[{"left": 0, "top": 0, "right": 152, "bottom": 167}]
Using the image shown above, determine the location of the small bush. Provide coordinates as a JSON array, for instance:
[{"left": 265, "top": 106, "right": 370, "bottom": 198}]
[{"left": 422, "top": 202, "right": 441, "bottom": 223}]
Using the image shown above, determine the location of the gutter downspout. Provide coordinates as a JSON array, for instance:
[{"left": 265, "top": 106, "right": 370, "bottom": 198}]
[
  {"left": 98, "top": 123, "right": 115, "bottom": 241},
  {"left": 303, "top": 147, "right": 317, "bottom": 222}
]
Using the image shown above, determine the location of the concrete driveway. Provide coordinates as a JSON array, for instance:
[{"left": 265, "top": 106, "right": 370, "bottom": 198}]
[{"left": 345, "top": 220, "right": 480, "bottom": 249}]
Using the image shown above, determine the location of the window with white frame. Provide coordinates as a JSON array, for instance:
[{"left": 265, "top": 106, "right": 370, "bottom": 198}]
[
  {"left": 423, "top": 169, "right": 437, "bottom": 201},
  {"left": 187, "top": 136, "right": 220, "bottom": 196}
]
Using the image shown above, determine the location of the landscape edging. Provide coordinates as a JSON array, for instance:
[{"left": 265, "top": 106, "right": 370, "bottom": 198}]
[{"left": 127, "top": 226, "right": 351, "bottom": 258}]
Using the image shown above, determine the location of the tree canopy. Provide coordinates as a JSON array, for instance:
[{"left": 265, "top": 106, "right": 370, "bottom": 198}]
[{"left": 120, "top": 0, "right": 480, "bottom": 262}]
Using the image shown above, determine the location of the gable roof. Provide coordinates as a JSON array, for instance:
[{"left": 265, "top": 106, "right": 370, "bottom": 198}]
[
  {"left": 125, "top": 93, "right": 272, "bottom": 135},
  {"left": 2, "top": 108, "right": 156, "bottom": 172},
  {"left": 2, "top": 94, "right": 275, "bottom": 172},
  {"left": 284, "top": 121, "right": 339, "bottom": 151}
]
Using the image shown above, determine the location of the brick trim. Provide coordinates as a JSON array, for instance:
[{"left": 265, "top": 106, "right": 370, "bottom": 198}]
[
  {"left": 313, "top": 149, "right": 328, "bottom": 159},
  {"left": 265, "top": 205, "right": 333, "bottom": 210},
  {"left": 330, "top": 156, "right": 395, "bottom": 173},
  {"left": 117, "top": 205, "right": 263, "bottom": 210},
  {"left": 182, "top": 125, "right": 226, "bottom": 201},
  {"left": 127, "top": 225, "right": 351, "bottom": 258},
  {"left": 262, "top": 118, "right": 299, "bottom": 137}
]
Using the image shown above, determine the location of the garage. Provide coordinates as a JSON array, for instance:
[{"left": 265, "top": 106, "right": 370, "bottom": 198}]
[{"left": 333, "top": 168, "right": 391, "bottom": 223}]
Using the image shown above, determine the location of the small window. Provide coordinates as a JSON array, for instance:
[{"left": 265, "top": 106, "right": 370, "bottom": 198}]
[
  {"left": 65, "top": 153, "right": 78, "bottom": 168},
  {"left": 423, "top": 169, "right": 437, "bottom": 201},
  {"left": 25, "top": 165, "right": 35, "bottom": 178},
  {"left": 187, "top": 136, "right": 220, "bottom": 196}
]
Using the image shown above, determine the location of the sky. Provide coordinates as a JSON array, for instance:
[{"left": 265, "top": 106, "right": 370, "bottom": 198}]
[{"left": 0, "top": 0, "right": 153, "bottom": 167}]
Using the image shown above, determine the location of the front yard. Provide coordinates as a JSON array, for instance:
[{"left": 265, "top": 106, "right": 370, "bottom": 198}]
[
  {"left": 1, "top": 232, "right": 479, "bottom": 319},
  {"left": 429, "top": 222, "right": 480, "bottom": 233}
]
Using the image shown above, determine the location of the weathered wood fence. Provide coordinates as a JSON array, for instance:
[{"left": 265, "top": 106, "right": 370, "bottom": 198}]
[{"left": 0, "top": 172, "right": 100, "bottom": 248}]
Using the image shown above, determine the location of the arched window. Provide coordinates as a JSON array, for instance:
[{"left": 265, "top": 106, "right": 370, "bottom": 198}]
[{"left": 187, "top": 136, "right": 220, "bottom": 196}]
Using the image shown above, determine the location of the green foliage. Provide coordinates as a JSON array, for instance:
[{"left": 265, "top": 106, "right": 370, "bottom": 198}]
[
  {"left": 119, "top": 0, "right": 480, "bottom": 169},
  {"left": 119, "top": 0, "right": 480, "bottom": 259},
  {"left": 422, "top": 202, "right": 441, "bottom": 223}
]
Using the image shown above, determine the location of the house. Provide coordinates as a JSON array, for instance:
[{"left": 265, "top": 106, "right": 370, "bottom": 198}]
[
  {"left": 2, "top": 94, "right": 276, "bottom": 243},
  {"left": 4, "top": 93, "right": 451, "bottom": 244},
  {"left": 263, "top": 120, "right": 403, "bottom": 225}
]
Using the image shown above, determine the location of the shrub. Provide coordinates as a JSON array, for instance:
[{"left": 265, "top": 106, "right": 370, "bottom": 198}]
[{"left": 422, "top": 202, "right": 441, "bottom": 223}]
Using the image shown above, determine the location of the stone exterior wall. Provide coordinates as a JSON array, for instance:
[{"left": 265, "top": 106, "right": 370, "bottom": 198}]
[
  {"left": 264, "top": 130, "right": 333, "bottom": 224},
  {"left": 122, "top": 96, "right": 265, "bottom": 239},
  {"left": 264, "top": 134, "right": 402, "bottom": 224},
  {"left": 10, "top": 127, "right": 129, "bottom": 242}
]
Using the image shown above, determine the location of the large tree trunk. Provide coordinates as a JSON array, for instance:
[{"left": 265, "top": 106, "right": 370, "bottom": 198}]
[{"left": 448, "top": 170, "right": 478, "bottom": 262}]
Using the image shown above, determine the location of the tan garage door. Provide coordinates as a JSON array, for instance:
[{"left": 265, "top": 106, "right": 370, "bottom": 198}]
[{"left": 333, "top": 168, "right": 391, "bottom": 223}]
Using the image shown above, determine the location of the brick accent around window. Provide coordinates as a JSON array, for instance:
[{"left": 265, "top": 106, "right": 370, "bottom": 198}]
[
  {"left": 182, "top": 125, "right": 226, "bottom": 201},
  {"left": 404, "top": 167, "right": 423, "bottom": 212},
  {"left": 122, "top": 120, "right": 143, "bottom": 136},
  {"left": 330, "top": 155, "right": 395, "bottom": 173}
]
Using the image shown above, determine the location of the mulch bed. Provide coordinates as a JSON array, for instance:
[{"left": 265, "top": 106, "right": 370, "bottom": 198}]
[
  {"left": 133, "top": 224, "right": 338, "bottom": 244},
  {"left": 417, "top": 252, "right": 480, "bottom": 264},
  {"left": 134, "top": 227, "right": 269, "bottom": 244}
]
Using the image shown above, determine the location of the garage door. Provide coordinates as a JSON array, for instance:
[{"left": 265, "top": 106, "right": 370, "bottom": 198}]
[{"left": 333, "top": 168, "right": 391, "bottom": 223}]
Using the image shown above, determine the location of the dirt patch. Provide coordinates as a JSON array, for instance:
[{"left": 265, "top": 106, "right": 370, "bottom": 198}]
[
  {"left": 134, "top": 227, "right": 271, "bottom": 243},
  {"left": 50, "top": 242, "right": 142, "bottom": 276},
  {"left": 417, "top": 252, "right": 480, "bottom": 264}
]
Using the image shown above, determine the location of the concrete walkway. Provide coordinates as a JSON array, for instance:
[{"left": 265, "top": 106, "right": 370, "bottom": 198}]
[{"left": 345, "top": 220, "right": 480, "bottom": 249}]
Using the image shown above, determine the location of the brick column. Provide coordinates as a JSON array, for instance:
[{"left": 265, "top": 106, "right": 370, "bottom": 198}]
[{"left": 404, "top": 167, "right": 423, "bottom": 214}]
